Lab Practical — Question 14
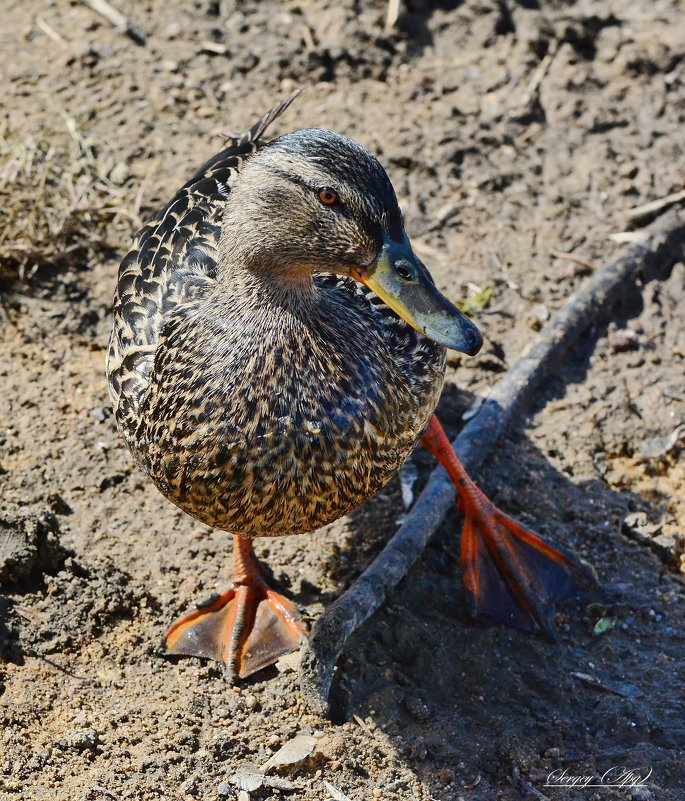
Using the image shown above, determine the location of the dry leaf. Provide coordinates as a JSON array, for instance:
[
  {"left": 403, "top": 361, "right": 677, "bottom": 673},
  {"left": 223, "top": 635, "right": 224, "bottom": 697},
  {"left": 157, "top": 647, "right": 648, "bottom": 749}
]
[
  {"left": 230, "top": 763, "right": 264, "bottom": 792},
  {"left": 261, "top": 733, "right": 317, "bottom": 771},
  {"left": 230, "top": 762, "right": 299, "bottom": 792},
  {"left": 322, "top": 779, "right": 353, "bottom": 800}
]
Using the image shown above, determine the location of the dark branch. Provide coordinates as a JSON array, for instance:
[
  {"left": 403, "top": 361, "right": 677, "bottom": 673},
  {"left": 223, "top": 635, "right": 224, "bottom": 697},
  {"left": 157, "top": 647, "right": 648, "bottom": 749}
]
[{"left": 299, "top": 209, "right": 685, "bottom": 715}]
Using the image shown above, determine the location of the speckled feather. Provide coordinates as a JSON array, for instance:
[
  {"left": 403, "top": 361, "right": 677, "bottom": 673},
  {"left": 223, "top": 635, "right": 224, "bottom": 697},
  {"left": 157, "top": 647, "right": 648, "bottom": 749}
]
[{"left": 107, "top": 97, "right": 446, "bottom": 536}]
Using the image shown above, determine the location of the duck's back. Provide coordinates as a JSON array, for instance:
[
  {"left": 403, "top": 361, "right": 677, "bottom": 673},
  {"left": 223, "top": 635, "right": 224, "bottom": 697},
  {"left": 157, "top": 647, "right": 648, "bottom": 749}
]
[{"left": 106, "top": 96, "right": 299, "bottom": 429}]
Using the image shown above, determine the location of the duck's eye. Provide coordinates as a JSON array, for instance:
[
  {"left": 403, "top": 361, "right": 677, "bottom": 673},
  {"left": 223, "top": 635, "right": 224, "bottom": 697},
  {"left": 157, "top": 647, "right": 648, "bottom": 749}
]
[{"left": 318, "top": 187, "right": 340, "bottom": 206}]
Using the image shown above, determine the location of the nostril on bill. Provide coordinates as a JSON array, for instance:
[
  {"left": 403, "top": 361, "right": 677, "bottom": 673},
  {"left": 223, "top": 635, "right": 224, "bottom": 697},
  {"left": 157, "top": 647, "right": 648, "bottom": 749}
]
[{"left": 395, "top": 261, "right": 413, "bottom": 280}]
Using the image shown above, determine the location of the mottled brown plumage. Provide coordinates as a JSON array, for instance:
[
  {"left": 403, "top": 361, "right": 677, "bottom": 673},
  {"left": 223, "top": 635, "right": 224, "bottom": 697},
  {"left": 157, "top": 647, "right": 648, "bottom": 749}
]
[
  {"left": 107, "top": 96, "right": 588, "bottom": 682},
  {"left": 107, "top": 95, "right": 448, "bottom": 537}
]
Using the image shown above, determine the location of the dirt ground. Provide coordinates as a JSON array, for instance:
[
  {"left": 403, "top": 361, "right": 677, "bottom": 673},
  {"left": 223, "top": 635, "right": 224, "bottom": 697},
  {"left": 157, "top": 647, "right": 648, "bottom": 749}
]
[{"left": 1, "top": 1, "right": 685, "bottom": 800}]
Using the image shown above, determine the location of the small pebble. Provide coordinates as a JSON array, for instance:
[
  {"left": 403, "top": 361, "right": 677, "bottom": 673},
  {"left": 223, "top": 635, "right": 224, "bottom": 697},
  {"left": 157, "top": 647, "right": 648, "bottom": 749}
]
[
  {"left": 404, "top": 695, "right": 431, "bottom": 722},
  {"left": 68, "top": 730, "right": 99, "bottom": 752},
  {"left": 90, "top": 406, "right": 108, "bottom": 422},
  {"left": 244, "top": 694, "right": 258, "bottom": 710},
  {"left": 532, "top": 302, "right": 549, "bottom": 323},
  {"left": 163, "top": 21, "right": 182, "bottom": 39}
]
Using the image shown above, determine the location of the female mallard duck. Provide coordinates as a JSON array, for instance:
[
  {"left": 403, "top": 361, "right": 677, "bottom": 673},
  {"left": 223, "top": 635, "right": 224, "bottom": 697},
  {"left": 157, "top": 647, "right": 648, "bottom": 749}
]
[{"left": 107, "top": 94, "right": 588, "bottom": 682}]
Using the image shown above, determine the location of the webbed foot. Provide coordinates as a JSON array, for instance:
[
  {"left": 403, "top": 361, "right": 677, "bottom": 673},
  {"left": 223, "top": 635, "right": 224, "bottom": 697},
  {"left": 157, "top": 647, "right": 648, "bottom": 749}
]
[
  {"left": 421, "top": 415, "right": 594, "bottom": 638},
  {"left": 165, "top": 535, "right": 304, "bottom": 682}
]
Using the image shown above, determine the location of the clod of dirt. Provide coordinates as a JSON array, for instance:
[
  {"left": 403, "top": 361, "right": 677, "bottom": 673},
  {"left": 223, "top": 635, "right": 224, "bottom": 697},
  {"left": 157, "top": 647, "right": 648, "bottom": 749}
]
[
  {"left": 23, "top": 555, "right": 149, "bottom": 655},
  {"left": 404, "top": 693, "right": 431, "bottom": 721},
  {"left": 276, "top": 650, "right": 302, "bottom": 673},
  {"left": 607, "top": 324, "right": 640, "bottom": 352},
  {"left": 67, "top": 729, "right": 100, "bottom": 753},
  {"left": 622, "top": 512, "right": 685, "bottom": 570},
  {"left": 0, "top": 505, "right": 68, "bottom": 585},
  {"left": 315, "top": 732, "right": 347, "bottom": 760},
  {"left": 638, "top": 423, "right": 685, "bottom": 459}
]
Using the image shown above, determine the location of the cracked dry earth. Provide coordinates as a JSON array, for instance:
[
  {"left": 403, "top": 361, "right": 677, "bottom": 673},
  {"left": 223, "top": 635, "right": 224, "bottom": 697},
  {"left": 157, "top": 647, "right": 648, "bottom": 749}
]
[{"left": 1, "top": 1, "right": 684, "bottom": 800}]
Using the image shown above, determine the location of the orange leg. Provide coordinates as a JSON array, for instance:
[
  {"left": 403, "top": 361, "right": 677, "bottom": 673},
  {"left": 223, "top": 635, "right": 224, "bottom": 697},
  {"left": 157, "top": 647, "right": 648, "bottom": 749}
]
[
  {"left": 166, "top": 535, "right": 304, "bottom": 682},
  {"left": 420, "top": 416, "right": 593, "bottom": 639}
]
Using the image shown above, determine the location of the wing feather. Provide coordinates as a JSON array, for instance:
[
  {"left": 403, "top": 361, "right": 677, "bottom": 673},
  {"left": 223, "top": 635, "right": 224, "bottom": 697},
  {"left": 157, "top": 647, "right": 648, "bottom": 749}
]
[{"left": 107, "top": 92, "right": 300, "bottom": 418}]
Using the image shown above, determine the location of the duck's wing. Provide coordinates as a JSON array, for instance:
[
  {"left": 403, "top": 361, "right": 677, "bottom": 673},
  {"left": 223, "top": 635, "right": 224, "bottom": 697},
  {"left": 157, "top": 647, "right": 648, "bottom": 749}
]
[{"left": 107, "top": 92, "right": 300, "bottom": 419}]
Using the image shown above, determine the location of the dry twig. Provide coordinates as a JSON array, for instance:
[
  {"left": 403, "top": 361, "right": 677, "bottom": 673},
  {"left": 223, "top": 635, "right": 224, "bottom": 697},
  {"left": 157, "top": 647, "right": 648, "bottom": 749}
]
[
  {"left": 83, "top": 0, "right": 146, "bottom": 45},
  {"left": 609, "top": 231, "right": 650, "bottom": 244},
  {"left": 511, "top": 41, "right": 560, "bottom": 115},
  {"left": 550, "top": 248, "right": 596, "bottom": 272},
  {"left": 512, "top": 767, "right": 550, "bottom": 801},
  {"left": 36, "top": 16, "right": 66, "bottom": 44},
  {"left": 570, "top": 672, "right": 634, "bottom": 698},
  {"left": 299, "top": 210, "right": 685, "bottom": 714},
  {"left": 626, "top": 187, "right": 685, "bottom": 223}
]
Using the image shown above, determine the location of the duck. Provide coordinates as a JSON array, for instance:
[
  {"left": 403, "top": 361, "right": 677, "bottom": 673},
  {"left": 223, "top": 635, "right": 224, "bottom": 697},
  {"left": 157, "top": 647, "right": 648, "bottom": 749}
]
[{"left": 107, "top": 93, "right": 591, "bottom": 683}]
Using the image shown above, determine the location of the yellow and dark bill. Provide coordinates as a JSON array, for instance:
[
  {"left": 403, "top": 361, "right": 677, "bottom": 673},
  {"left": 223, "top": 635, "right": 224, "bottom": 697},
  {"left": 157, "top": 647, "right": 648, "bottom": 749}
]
[{"left": 352, "top": 235, "right": 483, "bottom": 355}]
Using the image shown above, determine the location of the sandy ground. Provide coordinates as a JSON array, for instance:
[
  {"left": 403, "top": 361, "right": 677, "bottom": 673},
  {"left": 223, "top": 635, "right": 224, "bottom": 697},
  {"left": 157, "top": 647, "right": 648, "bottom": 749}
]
[{"left": 1, "top": 1, "right": 684, "bottom": 800}]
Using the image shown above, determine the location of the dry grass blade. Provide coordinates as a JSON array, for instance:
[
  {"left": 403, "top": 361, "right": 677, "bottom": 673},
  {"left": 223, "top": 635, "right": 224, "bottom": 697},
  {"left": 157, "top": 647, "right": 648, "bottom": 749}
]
[
  {"left": 385, "top": 0, "right": 401, "bottom": 29},
  {"left": 0, "top": 113, "right": 138, "bottom": 288},
  {"left": 549, "top": 248, "right": 596, "bottom": 273}
]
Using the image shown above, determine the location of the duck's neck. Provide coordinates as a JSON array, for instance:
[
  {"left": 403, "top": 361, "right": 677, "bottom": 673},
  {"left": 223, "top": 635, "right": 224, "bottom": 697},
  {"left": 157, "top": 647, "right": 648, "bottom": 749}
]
[
  {"left": 214, "top": 256, "right": 319, "bottom": 317},
  {"left": 216, "top": 202, "right": 320, "bottom": 314}
]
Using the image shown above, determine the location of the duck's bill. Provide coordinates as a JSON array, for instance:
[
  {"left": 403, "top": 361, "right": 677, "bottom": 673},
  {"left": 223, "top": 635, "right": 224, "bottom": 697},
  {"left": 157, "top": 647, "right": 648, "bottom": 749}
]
[{"left": 351, "top": 237, "right": 483, "bottom": 355}]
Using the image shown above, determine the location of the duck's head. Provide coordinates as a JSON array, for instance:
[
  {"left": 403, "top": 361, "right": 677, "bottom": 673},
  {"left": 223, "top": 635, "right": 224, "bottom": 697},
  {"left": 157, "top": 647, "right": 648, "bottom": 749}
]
[{"left": 219, "top": 128, "right": 482, "bottom": 355}]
